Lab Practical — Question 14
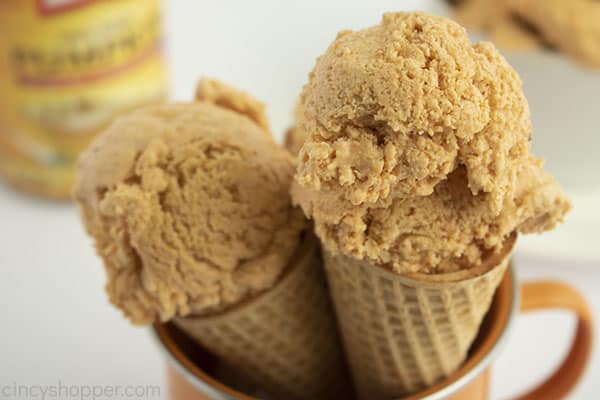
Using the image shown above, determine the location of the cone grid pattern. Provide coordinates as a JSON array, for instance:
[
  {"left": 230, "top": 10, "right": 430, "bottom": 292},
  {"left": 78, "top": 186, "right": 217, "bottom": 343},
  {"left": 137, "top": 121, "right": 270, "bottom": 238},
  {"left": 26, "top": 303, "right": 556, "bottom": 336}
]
[
  {"left": 175, "top": 237, "right": 349, "bottom": 400},
  {"left": 323, "top": 251, "right": 509, "bottom": 400}
]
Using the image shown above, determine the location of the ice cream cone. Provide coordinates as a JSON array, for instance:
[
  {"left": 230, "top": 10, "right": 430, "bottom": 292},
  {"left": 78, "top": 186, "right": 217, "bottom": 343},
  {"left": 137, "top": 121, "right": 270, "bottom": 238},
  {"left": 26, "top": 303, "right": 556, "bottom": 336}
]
[
  {"left": 322, "top": 234, "right": 517, "bottom": 400},
  {"left": 174, "top": 233, "right": 351, "bottom": 400}
]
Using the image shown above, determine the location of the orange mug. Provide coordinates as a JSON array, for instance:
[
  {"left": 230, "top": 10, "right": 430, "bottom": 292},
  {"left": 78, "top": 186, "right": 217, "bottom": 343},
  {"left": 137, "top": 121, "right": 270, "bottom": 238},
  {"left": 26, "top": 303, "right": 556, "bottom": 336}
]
[{"left": 152, "top": 266, "right": 594, "bottom": 400}]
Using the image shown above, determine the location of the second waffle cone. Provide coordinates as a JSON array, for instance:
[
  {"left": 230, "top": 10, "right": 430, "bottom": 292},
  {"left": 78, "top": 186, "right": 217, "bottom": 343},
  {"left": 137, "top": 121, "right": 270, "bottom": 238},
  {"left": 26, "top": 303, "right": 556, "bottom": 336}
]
[
  {"left": 323, "top": 234, "right": 517, "bottom": 399},
  {"left": 174, "top": 233, "right": 351, "bottom": 400}
]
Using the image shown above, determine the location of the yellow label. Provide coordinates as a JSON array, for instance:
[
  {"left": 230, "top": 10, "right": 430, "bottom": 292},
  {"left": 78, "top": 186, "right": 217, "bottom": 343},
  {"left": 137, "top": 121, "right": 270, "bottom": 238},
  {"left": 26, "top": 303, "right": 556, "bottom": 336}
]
[{"left": 0, "top": 0, "right": 167, "bottom": 198}]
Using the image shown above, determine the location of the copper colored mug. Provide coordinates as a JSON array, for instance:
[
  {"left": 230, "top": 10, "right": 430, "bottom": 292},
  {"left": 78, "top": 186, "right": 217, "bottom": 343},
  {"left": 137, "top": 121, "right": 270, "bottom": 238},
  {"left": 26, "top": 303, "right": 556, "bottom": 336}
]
[{"left": 152, "top": 266, "right": 594, "bottom": 400}]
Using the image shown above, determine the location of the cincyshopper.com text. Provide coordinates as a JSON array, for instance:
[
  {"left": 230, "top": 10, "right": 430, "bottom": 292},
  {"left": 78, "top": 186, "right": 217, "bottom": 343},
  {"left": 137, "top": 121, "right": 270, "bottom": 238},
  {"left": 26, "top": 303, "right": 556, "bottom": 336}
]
[{"left": 1, "top": 381, "right": 161, "bottom": 399}]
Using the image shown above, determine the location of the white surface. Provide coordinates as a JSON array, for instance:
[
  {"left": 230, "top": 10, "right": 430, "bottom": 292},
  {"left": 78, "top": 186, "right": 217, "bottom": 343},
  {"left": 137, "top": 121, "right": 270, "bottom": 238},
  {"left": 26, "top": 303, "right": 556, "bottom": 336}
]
[{"left": 1, "top": 1, "right": 599, "bottom": 399}]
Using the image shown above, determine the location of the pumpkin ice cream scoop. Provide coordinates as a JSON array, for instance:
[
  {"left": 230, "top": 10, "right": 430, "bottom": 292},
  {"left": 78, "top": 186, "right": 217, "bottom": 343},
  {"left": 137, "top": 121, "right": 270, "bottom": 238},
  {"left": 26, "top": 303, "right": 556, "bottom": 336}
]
[
  {"left": 74, "top": 80, "right": 350, "bottom": 400},
  {"left": 291, "top": 13, "right": 571, "bottom": 397},
  {"left": 292, "top": 12, "right": 570, "bottom": 273},
  {"left": 74, "top": 100, "right": 304, "bottom": 324}
]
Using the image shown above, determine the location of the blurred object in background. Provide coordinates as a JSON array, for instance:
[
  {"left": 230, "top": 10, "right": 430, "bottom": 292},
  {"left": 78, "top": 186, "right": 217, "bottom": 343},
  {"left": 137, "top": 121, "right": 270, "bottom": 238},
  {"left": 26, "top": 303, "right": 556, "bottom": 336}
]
[
  {"left": 0, "top": 0, "right": 167, "bottom": 199},
  {"left": 448, "top": 0, "right": 600, "bottom": 69}
]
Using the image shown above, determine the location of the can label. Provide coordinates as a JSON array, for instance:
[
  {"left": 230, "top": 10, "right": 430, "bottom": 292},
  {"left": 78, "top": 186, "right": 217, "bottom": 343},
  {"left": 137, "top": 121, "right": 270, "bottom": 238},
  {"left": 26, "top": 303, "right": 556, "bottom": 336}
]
[{"left": 0, "top": 0, "right": 167, "bottom": 198}]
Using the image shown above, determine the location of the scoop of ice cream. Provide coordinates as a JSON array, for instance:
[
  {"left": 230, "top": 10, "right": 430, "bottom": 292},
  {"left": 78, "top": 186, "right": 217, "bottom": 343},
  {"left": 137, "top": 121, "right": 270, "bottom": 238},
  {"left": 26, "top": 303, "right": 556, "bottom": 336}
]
[
  {"left": 292, "top": 12, "right": 570, "bottom": 273},
  {"left": 330, "top": 158, "right": 569, "bottom": 274},
  {"left": 75, "top": 100, "right": 305, "bottom": 324},
  {"left": 452, "top": 0, "right": 600, "bottom": 68},
  {"left": 284, "top": 126, "right": 307, "bottom": 156},
  {"left": 293, "top": 157, "right": 570, "bottom": 274},
  {"left": 297, "top": 12, "right": 530, "bottom": 209},
  {"left": 284, "top": 103, "right": 309, "bottom": 156}
]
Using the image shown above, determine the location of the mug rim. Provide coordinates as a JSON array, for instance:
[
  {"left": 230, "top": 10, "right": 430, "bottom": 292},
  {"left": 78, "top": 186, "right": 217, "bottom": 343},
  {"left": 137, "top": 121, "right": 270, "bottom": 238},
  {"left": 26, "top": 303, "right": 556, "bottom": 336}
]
[{"left": 151, "top": 265, "right": 519, "bottom": 400}]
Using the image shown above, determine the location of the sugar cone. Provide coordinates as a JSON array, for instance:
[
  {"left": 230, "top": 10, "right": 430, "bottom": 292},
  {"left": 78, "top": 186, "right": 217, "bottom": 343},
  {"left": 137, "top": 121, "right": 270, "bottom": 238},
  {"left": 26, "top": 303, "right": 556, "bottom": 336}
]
[
  {"left": 174, "top": 233, "right": 350, "bottom": 400},
  {"left": 323, "top": 234, "right": 517, "bottom": 400}
]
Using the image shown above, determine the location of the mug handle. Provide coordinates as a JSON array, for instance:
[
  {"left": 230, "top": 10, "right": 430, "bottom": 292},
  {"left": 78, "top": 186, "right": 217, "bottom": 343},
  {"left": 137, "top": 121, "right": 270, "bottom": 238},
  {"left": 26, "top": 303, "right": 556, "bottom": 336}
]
[{"left": 513, "top": 281, "right": 594, "bottom": 400}]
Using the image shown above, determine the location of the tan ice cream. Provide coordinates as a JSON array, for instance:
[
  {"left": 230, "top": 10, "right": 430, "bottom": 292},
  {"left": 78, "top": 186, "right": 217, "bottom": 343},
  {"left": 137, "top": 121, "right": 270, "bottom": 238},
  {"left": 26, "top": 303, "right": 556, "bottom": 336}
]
[
  {"left": 284, "top": 103, "right": 309, "bottom": 156},
  {"left": 75, "top": 85, "right": 305, "bottom": 324},
  {"left": 195, "top": 77, "right": 271, "bottom": 132},
  {"left": 451, "top": 0, "right": 600, "bottom": 68},
  {"left": 284, "top": 126, "right": 306, "bottom": 156},
  {"left": 292, "top": 12, "right": 570, "bottom": 274}
]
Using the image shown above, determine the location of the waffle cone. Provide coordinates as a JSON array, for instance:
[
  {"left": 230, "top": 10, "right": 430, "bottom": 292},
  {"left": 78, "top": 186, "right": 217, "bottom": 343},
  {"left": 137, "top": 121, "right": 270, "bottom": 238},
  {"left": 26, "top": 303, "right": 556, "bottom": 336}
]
[
  {"left": 323, "top": 234, "right": 517, "bottom": 400},
  {"left": 173, "top": 234, "right": 350, "bottom": 400}
]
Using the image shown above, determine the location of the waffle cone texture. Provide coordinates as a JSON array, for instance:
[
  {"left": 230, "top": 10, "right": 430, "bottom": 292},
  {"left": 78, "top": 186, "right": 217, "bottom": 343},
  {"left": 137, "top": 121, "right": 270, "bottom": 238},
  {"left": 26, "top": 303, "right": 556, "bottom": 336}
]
[
  {"left": 323, "top": 234, "right": 517, "bottom": 400},
  {"left": 174, "top": 233, "right": 350, "bottom": 400}
]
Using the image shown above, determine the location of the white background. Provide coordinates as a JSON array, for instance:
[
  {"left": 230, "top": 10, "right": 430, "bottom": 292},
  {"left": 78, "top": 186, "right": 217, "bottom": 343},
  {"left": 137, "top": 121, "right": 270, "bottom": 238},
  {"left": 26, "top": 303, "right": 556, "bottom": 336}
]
[{"left": 1, "top": 0, "right": 599, "bottom": 399}]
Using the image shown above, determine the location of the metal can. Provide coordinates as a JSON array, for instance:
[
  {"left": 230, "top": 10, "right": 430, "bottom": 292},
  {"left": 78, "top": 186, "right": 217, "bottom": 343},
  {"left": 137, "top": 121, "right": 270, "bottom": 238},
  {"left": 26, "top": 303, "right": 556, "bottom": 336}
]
[{"left": 0, "top": 0, "right": 167, "bottom": 199}]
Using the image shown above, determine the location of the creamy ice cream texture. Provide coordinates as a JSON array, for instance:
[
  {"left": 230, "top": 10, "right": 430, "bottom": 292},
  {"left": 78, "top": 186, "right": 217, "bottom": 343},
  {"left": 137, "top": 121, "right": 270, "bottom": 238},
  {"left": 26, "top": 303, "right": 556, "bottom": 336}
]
[
  {"left": 284, "top": 103, "right": 309, "bottom": 156},
  {"left": 75, "top": 80, "right": 305, "bottom": 324},
  {"left": 292, "top": 12, "right": 570, "bottom": 274},
  {"left": 451, "top": 0, "right": 600, "bottom": 68}
]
